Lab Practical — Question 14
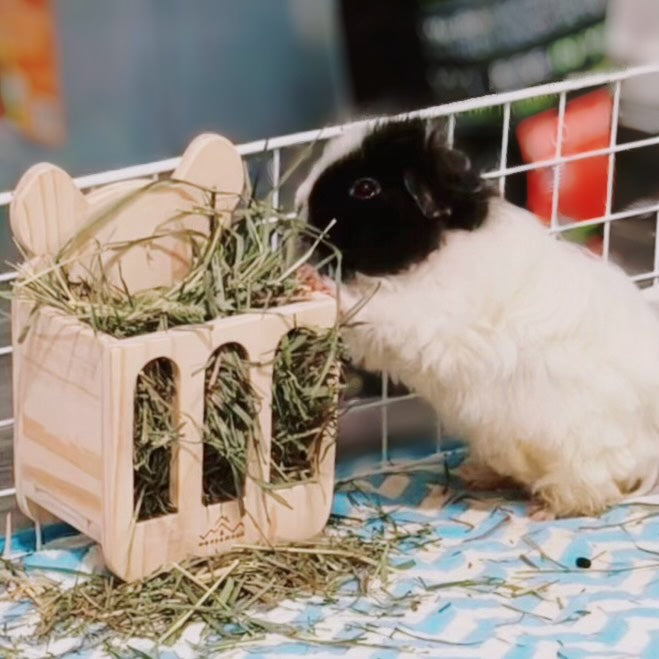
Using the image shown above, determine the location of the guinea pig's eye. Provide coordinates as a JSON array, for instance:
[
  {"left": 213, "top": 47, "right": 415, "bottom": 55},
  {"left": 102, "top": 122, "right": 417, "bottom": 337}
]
[{"left": 349, "top": 177, "right": 381, "bottom": 200}]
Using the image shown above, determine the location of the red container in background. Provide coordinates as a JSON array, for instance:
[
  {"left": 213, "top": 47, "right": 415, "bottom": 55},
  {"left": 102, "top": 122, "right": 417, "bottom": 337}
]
[{"left": 516, "top": 88, "right": 613, "bottom": 225}]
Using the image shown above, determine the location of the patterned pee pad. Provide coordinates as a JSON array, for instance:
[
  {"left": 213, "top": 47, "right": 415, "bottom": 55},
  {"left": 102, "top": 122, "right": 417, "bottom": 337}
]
[{"left": 2, "top": 445, "right": 659, "bottom": 658}]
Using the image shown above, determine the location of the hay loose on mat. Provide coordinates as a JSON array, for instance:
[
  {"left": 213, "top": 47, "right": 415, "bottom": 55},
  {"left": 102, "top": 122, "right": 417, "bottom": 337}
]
[{"left": 0, "top": 521, "right": 398, "bottom": 648}]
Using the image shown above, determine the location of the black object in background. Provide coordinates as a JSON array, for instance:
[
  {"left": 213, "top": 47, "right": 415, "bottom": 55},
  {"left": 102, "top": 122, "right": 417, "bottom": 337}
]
[
  {"left": 338, "top": 0, "right": 608, "bottom": 209},
  {"left": 338, "top": 1, "right": 430, "bottom": 114}
]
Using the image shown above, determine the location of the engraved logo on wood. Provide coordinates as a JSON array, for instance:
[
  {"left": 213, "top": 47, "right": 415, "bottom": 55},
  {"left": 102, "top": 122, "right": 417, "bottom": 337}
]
[{"left": 198, "top": 514, "right": 245, "bottom": 548}]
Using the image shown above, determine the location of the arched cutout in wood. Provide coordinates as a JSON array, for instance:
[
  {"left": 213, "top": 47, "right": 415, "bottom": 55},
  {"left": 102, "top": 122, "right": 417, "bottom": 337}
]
[
  {"left": 270, "top": 327, "right": 340, "bottom": 485},
  {"left": 133, "top": 357, "right": 180, "bottom": 520},
  {"left": 202, "top": 343, "right": 258, "bottom": 506}
]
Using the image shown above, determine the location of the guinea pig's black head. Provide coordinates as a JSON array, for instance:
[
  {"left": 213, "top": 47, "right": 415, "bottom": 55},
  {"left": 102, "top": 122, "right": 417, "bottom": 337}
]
[{"left": 298, "top": 118, "right": 492, "bottom": 278}]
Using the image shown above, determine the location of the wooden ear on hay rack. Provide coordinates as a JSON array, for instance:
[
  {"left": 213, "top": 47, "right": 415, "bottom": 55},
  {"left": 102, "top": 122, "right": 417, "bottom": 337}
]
[{"left": 9, "top": 133, "right": 339, "bottom": 582}]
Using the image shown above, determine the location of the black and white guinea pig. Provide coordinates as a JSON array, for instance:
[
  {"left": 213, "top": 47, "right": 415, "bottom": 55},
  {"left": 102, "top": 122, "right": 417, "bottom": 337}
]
[
  {"left": 295, "top": 119, "right": 490, "bottom": 278},
  {"left": 295, "top": 117, "right": 659, "bottom": 519}
]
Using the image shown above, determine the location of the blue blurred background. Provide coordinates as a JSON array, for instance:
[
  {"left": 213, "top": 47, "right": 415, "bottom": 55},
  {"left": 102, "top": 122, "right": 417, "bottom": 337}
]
[{"left": 0, "top": 0, "right": 347, "bottom": 190}]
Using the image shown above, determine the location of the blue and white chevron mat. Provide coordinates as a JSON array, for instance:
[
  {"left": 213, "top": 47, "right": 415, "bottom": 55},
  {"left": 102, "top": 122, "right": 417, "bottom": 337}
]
[{"left": 2, "top": 445, "right": 659, "bottom": 658}]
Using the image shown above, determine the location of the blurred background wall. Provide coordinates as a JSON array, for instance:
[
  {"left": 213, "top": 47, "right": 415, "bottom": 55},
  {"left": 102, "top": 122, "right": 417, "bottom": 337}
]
[
  {"left": 0, "top": 0, "right": 348, "bottom": 191},
  {"left": 3, "top": 0, "right": 647, "bottom": 195},
  {"left": 0, "top": 0, "right": 351, "bottom": 280}
]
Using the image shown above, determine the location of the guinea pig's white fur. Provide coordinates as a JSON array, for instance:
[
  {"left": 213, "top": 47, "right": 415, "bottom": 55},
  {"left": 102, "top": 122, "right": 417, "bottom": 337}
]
[{"left": 300, "top": 137, "right": 659, "bottom": 517}]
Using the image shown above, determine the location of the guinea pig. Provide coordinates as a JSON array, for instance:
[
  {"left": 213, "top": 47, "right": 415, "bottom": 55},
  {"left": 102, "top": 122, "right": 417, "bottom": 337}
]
[{"left": 295, "top": 117, "right": 659, "bottom": 519}]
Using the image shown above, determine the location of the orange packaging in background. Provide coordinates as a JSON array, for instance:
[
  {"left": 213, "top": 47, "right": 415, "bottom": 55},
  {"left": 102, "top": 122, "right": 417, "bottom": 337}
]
[
  {"left": 516, "top": 88, "right": 613, "bottom": 225},
  {"left": 0, "top": 0, "right": 65, "bottom": 146}
]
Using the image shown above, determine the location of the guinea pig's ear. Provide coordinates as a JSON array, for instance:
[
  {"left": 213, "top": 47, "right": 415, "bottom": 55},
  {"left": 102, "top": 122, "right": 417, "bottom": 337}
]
[
  {"left": 401, "top": 118, "right": 454, "bottom": 220},
  {"left": 423, "top": 117, "right": 451, "bottom": 148},
  {"left": 403, "top": 169, "right": 450, "bottom": 220},
  {"left": 426, "top": 128, "right": 485, "bottom": 195},
  {"left": 420, "top": 124, "right": 491, "bottom": 231}
]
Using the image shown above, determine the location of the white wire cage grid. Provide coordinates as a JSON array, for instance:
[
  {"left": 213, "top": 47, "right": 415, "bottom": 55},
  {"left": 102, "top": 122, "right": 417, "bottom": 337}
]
[{"left": 1, "top": 63, "right": 659, "bottom": 537}]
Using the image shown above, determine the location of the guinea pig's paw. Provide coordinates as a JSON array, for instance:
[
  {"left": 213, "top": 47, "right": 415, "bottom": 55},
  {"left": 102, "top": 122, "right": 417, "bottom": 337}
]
[
  {"left": 527, "top": 500, "right": 557, "bottom": 522},
  {"left": 530, "top": 475, "right": 614, "bottom": 519},
  {"left": 455, "top": 460, "right": 519, "bottom": 492},
  {"left": 322, "top": 277, "right": 338, "bottom": 297},
  {"left": 296, "top": 264, "right": 336, "bottom": 297}
]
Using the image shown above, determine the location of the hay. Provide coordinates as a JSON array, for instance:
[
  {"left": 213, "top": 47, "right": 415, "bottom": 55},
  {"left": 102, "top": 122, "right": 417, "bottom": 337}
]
[
  {"left": 202, "top": 344, "right": 256, "bottom": 506},
  {"left": 201, "top": 326, "right": 344, "bottom": 505},
  {"left": 0, "top": 520, "right": 396, "bottom": 649},
  {"left": 271, "top": 326, "right": 342, "bottom": 484},
  {"left": 133, "top": 358, "right": 180, "bottom": 520},
  {"left": 8, "top": 179, "right": 342, "bottom": 519},
  {"left": 11, "top": 186, "right": 331, "bottom": 339}
]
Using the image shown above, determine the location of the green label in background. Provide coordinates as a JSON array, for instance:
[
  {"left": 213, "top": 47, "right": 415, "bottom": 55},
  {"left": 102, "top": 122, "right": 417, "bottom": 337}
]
[
  {"left": 418, "top": 0, "right": 606, "bottom": 63},
  {"left": 417, "top": 0, "right": 607, "bottom": 125}
]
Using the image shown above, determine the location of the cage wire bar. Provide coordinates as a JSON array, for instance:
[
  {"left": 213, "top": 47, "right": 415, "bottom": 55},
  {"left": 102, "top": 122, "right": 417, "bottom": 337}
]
[
  {"left": 1, "top": 63, "right": 659, "bottom": 517},
  {"left": 549, "top": 91, "right": 567, "bottom": 231},
  {"left": 602, "top": 81, "right": 622, "bottom": 260},
  {"left": 654, "top": 210, "right": 659, "bottom": 286},
  {"left": 498, "top": 102, "right": 511, "bottom": 197}
]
